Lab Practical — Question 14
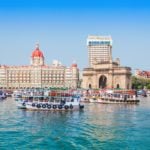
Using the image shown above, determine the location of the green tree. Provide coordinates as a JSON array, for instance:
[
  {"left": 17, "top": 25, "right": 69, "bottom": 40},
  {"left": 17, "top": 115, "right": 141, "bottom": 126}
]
[
  {"left": 146, "top": 84, "right": 150, "bottom": 89},
  {"left": 132, "top": 76, "right": 150, "bottom": 89}
]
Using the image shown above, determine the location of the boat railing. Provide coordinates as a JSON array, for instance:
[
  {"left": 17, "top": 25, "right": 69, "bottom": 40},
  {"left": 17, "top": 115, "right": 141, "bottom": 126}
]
[
  {"left": 101, "top": 93, "right": 137, "bottom": 101},
  {"left": 19, "top": 94, "right": 80, "bottom": 105}
]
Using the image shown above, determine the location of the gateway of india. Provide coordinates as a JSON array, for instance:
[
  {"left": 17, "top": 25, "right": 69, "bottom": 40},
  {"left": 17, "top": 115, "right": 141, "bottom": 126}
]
[{"left": 82, "top": 35, "right": 132, "bottom": 89}]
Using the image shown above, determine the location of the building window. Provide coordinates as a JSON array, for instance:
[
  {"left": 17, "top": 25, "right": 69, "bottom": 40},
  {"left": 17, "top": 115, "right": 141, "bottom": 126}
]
[{"left": 116, "top": 84, "right": 120, "bottom": 89}]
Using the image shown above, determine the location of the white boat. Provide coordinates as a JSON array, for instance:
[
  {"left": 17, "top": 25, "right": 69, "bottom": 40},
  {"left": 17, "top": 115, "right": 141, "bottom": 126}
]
[
  {"left": 12, "top": 90, "right": 23, "bottom": 100},
  {"left": 89, "top": 97, "right": 101, "bottom": 103},
  {"left": 17, "top": 94, "right": 84, "bottom": 111},
  {"left": 98, "top": 93, "right": 140, "bottom": 104},
  {"left": 80, "top": 96, "right": 90, "bottom": 103},
  {"left": 17, "top": 99, "right": 27, "bottom": 109}
]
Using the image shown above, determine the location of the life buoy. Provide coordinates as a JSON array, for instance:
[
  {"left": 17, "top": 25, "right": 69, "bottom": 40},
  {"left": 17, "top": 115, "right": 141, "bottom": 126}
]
[
  {"left": 64, "top": 105, "right": 69, "bottom": 109},
  {"left": 37, "top": 104, "right": 41, "bottom": 108},
  {"left": 42, "top": 104, "right": 46, "bottom": 108},
  {"left": 79, "top": 105, "right": 84, "bottom": 109},
  {"left": 53, "top": 105, "right": 57, "bottom": 109},
  {"left": 58, "top": 105, "right": 62, "bottom": 109},
  {"left": 22, "top": 102, "right": 26, "bottom": 106},
  {"left": 70, "top": 104, "right": 73, "bottom": 109},
  {"left": 47, "top": 104, "right": 51, "bottom": 109},
  {"left": 32, "top": 103, "right": 35, "bottom": 107}
]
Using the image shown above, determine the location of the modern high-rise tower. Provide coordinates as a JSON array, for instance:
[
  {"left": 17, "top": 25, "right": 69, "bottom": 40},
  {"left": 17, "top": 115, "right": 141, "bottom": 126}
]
[
  {"left": 87, "top": 35, "right": 112, "bottom": 67},
  {"left": 82, "top": 35, "right": 132, "bottom": 89}
]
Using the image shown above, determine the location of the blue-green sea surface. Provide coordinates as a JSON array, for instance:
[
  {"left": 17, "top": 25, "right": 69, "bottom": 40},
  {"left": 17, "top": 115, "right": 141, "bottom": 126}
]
[{"left": 0, "top": 97, "right": 150, "bottom": 150}]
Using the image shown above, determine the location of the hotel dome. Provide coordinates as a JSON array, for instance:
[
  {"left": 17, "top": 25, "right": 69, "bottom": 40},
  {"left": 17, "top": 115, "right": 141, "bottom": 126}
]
[
  {"left": 32, "top": 44, "right": 44, "bottom": 58},
  {"left": 71, "top": 63, "right": 77, "bottom": 67}
]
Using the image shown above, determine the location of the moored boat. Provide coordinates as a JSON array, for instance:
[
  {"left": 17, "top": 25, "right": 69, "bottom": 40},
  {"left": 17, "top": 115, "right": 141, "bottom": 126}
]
[
  {"left": 89, "top": 96, "right": 101, "bottom": 103},
  {"left": 16, "top": 90, "right": 84, "bottom": 111},
  {"left": 99, "top": 93, "right": 140, "bottom": 104}
]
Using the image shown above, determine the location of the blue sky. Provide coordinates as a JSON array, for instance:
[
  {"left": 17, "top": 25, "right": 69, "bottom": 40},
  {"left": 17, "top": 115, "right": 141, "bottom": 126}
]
[{"left": 0, "top": 0, "right": 150, "bottom": 72}]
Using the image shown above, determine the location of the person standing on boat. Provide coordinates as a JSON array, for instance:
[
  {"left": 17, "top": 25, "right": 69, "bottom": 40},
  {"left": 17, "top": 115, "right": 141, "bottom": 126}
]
[{"left": 124, "top": 95, "right": 127, "bottom": 101}]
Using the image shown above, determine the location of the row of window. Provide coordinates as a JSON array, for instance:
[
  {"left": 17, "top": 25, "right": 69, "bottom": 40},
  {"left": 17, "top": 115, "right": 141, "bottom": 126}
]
[
  {"left": 8, "top": 77, "right": 65, "bottom": 80},
  {"left": 8, "top": 81, "right": 65, "bottom": 83},
  {"left": 8, "top": 71, "right": 65, "bottom": 74},
  {"left": 8, "top": 74, "right": 65, "bottom": 76},
  {"left": 88, "top": 41, "right": 111, "bottom": 46}
]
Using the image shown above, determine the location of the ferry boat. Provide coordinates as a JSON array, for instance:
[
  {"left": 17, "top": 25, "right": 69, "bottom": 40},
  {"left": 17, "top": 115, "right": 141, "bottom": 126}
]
[
  {"left": 16, "top": 90, "right": 84, "bottom": 111},
  {"left": 98, "top": 93, "right": 140, "bottom": 104},
  {"left": 89, "top": 96, "right": 101, "bottom": 103}
]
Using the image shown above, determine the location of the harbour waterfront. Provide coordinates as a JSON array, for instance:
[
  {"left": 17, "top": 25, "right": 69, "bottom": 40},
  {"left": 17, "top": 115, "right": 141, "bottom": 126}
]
[{"left": 0, "top": 97, "right": 150, "bottom": 149}]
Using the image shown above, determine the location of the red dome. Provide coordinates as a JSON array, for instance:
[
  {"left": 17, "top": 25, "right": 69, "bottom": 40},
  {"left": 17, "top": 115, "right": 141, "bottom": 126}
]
[
  {"left": 71, "top": 63, "right": 77, "bottom": 67},
  {"left": 32, "top": 45, "right": 44, "bottom": 58}
]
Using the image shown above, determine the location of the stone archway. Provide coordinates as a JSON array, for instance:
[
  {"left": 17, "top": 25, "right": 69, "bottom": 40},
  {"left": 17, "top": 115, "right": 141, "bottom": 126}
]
[
  {"left": 116, "top": 84, "right": 120, "bottom": 89},
  {"left": 89, "top": 84, "right": 92, "bottom": 89},
  {"left": 99, "top": 75, "right": 107, "bottom": 89}
]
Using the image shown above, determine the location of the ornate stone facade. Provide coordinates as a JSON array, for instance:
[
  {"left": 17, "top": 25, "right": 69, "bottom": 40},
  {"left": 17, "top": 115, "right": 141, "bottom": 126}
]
[
  {"left": 0, "top": 44, "right": 79, "bottom": 89},
  {"left": 82, "top": 36, "right": 132, "bottom": 89}
]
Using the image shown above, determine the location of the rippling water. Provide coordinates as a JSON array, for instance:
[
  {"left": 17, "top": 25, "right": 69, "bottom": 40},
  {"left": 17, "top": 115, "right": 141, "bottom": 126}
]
[{"left": 0, "top": 97, "right": 150, "bottom": 150}]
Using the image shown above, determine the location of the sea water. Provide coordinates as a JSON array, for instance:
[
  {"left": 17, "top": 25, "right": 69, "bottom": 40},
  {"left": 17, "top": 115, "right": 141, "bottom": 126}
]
[{"left": 0, "top": 97, "right": 150, "bottom": 150}]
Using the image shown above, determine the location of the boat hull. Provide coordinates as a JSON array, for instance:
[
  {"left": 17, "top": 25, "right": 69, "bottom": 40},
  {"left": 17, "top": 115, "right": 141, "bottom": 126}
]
[
  {"left": 98, "top": 99, "right": 140, "bottom": 104},
  {"left": 17, "top": 102, "right": 84, "bottom": 111}
]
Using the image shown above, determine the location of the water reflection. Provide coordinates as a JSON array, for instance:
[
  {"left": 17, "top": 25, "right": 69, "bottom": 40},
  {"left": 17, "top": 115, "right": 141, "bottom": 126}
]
[
  {"left": 0, "top": 97, "right": 150, "bottom": 149},
  {"left": 81, "top": 102, "right": 144, "bottom": 142}
]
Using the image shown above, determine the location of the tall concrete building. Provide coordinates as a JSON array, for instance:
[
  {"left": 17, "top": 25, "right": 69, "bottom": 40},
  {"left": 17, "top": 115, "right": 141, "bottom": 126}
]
[
  {"left": 82, "top": 35, "right": 132, "bottom": 89},
  {"left": 0, "top": 44, "right": 79, "bottom": 89},
  {"left": 87, "top": 35, "right": 112, "bottom": 67}
]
